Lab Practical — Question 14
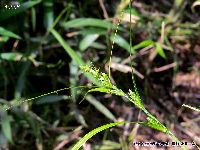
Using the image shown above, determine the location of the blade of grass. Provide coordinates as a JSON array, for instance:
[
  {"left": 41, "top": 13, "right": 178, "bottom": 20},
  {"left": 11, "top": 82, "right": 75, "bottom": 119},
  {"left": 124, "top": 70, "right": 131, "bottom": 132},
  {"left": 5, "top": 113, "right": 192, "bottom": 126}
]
[
  {"left": 31, "top": 8, "right": 36, "bottom": 31},
  {"left": 43, "top": 0, "right": 54, "bottom": 29},
  {"left": 167, "top": 131, "right": 188, "bottom": 150},
  {"left": 70, "top": 60, "right": 79, "bottom": 102},
  {"left": 0, "top": 27, "right": 21, "bottom": 39},
  {"left": 132, "top": 40, "right": 154, "bottom": 51},
  {"left": 110, "top": 34, "right": 130, "bottom": 52},
  {"left": 155, "top": 42, "right": 166, "bottom": 59},
  {"left": 0, "top": 52, "right": 23, "bottom": 61},
  {"left": 35, "top": 95, "right": 70, "bottom": 104},
  {"left": 71, "top": 122, "right": 126, "bottom": 150},
  {"left": 79, "top": 34, "right": 99, "bottom": 51},
  {"left": 1, "top": 112, "right": 12, "bottom": 144},
  {"left": 14, "top": 62, "right": 31, "bottom": 99},
  {"left": 85, "top": 95, "right": 116, "bottom": 121},
  {"left": 71, "top": 105, "right": 88, "bottom": 127},
  {"left": 62, "top": 18, "right": 114, "bottom": 29}
]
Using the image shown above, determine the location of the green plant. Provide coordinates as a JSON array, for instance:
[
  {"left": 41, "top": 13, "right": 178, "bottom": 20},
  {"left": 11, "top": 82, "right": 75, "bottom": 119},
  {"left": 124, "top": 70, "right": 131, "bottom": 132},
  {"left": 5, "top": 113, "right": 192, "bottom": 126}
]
[
  {"left": 72, "top": 63, "right": 186, "bottom": 150},
  {"left": 69, "top": 0, "right": 191, "bottom": 149},
  {"left": 70, "top": 1, "right": 188, "bottom": 149},
  {"left": 0, "top": 0, "right": 199, "bottom": 149}
]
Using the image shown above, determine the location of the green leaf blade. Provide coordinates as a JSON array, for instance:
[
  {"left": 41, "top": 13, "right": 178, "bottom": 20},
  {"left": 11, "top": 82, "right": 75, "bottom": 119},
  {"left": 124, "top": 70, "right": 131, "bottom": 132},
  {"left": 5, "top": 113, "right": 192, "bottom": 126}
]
[
  {"left": 62, "top": 18, "right": 114, "bottom": 29},
  {"left": 86, "top": 95, "right": 116, "bottom": 121},
  {"left": 0, "top": 27, "right": 21, "bottom": 39},
  {"left": 132, "top": 40, "right": 154, "bottom": 51},
  {"left": 1, "top": 112, "right": 13, "bottom": 143},
  {"left": 155, "top": 43, "right": 166, "bottom": 59},
  {"left": 71, "top": 122, "right": 126, "bottom": 150},
  {"left": 110, "top": 34, "right": 130, "bottom": 52},
  {"left": 79, "top": 34, "right": 99, "bottom": 51},
  {"left": 36, "top": 95, "right": 70, "bottom": 104},
  {"left": 0, "top": 52, "right": 23, "bottom": 61}
]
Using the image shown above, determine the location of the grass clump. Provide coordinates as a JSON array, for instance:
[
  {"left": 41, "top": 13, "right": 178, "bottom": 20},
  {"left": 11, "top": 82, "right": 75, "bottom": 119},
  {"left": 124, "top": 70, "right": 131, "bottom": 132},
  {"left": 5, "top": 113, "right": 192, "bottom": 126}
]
[{"left": 76, "top": 64, "right": 186, "bottom": 150}]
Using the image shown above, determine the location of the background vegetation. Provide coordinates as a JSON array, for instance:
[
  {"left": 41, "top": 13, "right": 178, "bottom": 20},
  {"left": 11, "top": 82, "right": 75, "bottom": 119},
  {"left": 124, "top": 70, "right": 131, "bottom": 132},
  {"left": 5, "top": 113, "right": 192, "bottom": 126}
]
[{"left": 0, "top": 0, "right": 200, "bottom": 149}]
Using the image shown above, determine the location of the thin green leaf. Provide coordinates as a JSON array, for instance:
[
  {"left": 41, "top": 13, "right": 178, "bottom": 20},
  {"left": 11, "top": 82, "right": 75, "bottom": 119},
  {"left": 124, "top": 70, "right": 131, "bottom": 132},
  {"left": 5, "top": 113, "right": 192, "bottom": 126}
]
[
  {"left": 86, "top": 95, "right": 116, "bottom": 121},
  {"left": 90, "top": 42, "right": 106, "bottom": 50},
  {"left": 43, "top": 0, "right": 54, "bottom": 29},
  {"left": 110, "top": 34, "right": 130, "bottom": 52},
  {"left": 14, "top": 62, "right": 31, "bottom": 99},
  {"left": 35, "top": 95, "right": 70, "bottom": 104},
  {"left": 168, "top": 131, "right": 188, "bottom": 150},
  {"left": 155, "top": 42, "right": 166, "bottom": 59},
  {"left": 62, "top": 18, "right": 114, "bottom": 29},
  {"left": 71, "top": 122, "right": 126, "bottom": 150},
  {"left": 80, "top": 28, "right": 107, "bottom": 36},
  {"left": 0, "top": 52, "right": 23, "bottom": 61},
  {"left": 0, "top": 132, "right": 7, "bottom": 145},
  {"left": 31, "top": 8, "right": 36, "bottom": 31},
  {"left": 71, "top": 106, "right": 88, "bottom": 127},
  {"left": 132, "top": 40, "right": 154, "bottom": 51},
  {"left": 124, "top": 7, "right": 141, "bottom": 17},
  {"left": 0, "top": 27, "right": 21, "bottom": 39},
  {"left": 93, "top": 140, "right": 121, "bottom": 149},
  {"left": 79, "top": 34, "right": 99, "bottom": 51},
  {"left": 1, "top": 112, "right": 13, "bottom": 143},
  {"left": 70, "top": 60, "right": 79, "bottom": 102}
]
